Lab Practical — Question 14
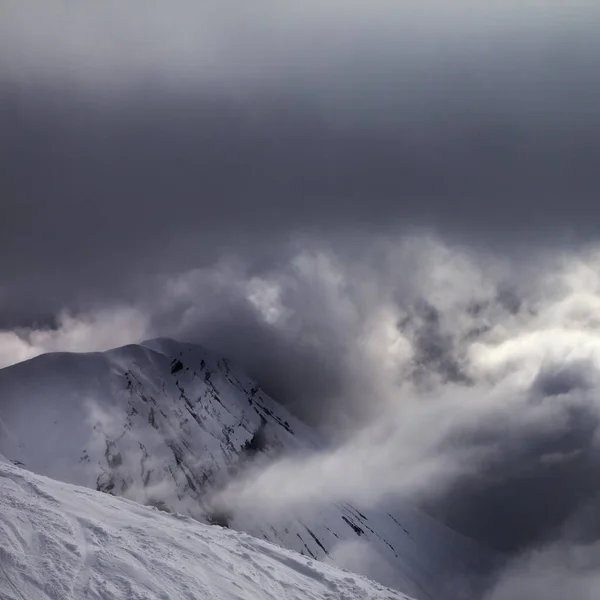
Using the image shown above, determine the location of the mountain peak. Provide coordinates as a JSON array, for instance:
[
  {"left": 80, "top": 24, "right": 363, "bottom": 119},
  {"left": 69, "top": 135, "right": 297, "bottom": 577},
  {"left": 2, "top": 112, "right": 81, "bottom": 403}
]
[{"left": 0, "top": 340, "right": 496, "bottom": 599}]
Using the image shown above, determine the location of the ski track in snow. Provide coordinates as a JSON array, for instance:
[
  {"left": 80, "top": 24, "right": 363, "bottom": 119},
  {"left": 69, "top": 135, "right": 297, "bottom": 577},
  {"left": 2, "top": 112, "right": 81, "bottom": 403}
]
[{"left": 0, "top": 461, "right": 410, "bottom": 600}]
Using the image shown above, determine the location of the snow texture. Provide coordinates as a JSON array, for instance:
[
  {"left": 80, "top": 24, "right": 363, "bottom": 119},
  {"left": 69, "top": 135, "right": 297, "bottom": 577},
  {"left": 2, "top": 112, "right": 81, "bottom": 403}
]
[{"left": 0, "top": 460, "right": 411, "bottom": 600}]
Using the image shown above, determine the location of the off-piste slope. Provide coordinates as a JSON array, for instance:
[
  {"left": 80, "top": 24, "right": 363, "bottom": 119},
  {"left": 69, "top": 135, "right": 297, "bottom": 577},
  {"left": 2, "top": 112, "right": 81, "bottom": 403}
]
[{"left": 0, "top": 459, "right": 412, "bottom": 600}]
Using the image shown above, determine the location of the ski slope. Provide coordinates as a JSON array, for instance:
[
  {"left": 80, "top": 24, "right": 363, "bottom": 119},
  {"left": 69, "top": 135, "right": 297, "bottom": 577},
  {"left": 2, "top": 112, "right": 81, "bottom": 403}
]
[
  {"left": 0, "top": 339, "right": 497, "bottom": 599},
  {"left": 0, "top": 459, "right": 411, "bottom": 600}
]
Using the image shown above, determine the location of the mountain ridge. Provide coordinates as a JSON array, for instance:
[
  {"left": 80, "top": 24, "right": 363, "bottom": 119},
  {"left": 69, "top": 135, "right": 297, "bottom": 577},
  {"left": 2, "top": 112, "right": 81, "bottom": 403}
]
[{"left": 0, "top": 338, "right": 497, "bottom": 599}]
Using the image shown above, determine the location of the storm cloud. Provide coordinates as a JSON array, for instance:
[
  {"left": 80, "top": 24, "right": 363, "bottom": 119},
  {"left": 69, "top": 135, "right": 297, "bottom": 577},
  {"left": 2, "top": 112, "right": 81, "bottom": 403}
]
[
  {"left": 2, "top": 2, "right": 600, "bottom": 595},
  {"left": 2, "top": 0, "right": 600, "bottom": 320}
]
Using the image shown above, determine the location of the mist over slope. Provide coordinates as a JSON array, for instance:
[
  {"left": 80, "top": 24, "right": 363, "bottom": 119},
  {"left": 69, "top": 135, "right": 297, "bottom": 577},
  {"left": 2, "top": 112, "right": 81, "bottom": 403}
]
[{"left": 0, "top": 338, "right": 497, "bottom": 600}]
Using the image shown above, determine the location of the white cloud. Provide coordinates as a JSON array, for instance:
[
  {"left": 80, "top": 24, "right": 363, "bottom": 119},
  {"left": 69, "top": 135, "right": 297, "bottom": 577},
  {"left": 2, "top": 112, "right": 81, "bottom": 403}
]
[
  {"left": 0, "top": 307, "right": 149, "bottom": 369},
  {"left": 487, "top": 540, "right": 600, "bottom": 600}
]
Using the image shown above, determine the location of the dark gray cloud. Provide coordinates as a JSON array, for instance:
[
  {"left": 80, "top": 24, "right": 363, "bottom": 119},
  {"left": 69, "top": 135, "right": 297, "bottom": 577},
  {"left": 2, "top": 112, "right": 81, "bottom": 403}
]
[
  {"left": 2, "top": 0, "right": 600, "bottom": 324},
  {"left": 425, "top": 395, "right": 600, "bottom": 553}
]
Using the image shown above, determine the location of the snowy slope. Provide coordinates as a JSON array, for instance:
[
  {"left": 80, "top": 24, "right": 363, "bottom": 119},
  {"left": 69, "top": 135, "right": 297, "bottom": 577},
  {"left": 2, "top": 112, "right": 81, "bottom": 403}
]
[
  {"left": 0, "top": 459, "right": 411, "bottom": 600},
  {"left": 0, "top": 339, "right": 496, "bottom": 599}
]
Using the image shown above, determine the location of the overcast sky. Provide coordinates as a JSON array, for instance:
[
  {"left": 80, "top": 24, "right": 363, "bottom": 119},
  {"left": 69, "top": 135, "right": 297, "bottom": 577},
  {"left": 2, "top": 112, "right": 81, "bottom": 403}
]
[
  {"left": 2, "top": 0, "right": 600, "bottom": 323},
  {"left": 2, "top": 2, "right": 600, "bottom": 596}
]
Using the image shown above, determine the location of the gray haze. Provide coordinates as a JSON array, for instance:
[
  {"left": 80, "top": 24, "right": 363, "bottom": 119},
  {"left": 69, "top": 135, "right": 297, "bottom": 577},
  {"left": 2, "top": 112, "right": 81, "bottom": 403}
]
[{"left": 2, "top": 2, "right": 600, "bottom": 597}]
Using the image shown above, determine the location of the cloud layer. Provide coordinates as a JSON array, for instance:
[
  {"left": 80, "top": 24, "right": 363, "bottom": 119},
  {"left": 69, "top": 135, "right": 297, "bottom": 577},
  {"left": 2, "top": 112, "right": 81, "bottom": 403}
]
[{"left": 2, "top": 0, "right": 600, "bottom": 325}]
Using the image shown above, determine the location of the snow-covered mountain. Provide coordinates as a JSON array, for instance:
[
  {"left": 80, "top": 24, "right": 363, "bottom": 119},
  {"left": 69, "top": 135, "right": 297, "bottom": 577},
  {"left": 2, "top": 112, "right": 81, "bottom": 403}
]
[
  {"left": 0, "top": 458, "right": 411, "bottom": 600},
  {"left": 0, "top": 339, "right": 496, "bottom": 599}
]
